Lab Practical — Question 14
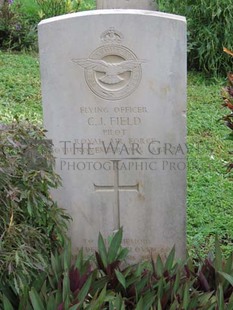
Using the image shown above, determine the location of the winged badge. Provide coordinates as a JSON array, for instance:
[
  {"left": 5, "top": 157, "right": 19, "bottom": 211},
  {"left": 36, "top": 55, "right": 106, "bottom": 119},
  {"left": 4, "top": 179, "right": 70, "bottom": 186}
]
[{"left": 72, "top": 58, "right": 144, "bottom": 85}]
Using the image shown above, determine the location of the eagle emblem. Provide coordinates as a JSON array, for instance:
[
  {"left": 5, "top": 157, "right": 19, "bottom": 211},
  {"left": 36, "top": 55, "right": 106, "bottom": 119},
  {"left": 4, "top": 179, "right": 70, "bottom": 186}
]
[
  {"left": 72, "top": 28, "right": 145, "bottom": 100},
  {"left": 72, "top": 59, "right": 144, "bottom": 85}
]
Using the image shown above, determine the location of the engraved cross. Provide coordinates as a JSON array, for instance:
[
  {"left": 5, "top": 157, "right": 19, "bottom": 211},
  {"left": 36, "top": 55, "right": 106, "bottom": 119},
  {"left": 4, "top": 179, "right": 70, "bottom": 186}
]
[{"left": 94, "top": 160, "right": 139, "bottom": 230}]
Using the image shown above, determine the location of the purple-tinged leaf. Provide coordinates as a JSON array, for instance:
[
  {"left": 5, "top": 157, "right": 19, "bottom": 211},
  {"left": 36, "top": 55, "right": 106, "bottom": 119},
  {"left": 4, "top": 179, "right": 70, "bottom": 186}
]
[
  {"left": 69, "top": 267, "right": 80, "bottom": 293},
  {"left": 198, "top": 271, "right": 211, "bottom": 292},
  {"left": 79, "top": 272, "right": 90, "bottom": 288},
  {"left": 107, "top": 260, "right": 121, "bottom": 276},
  {"left": 95, "top": 251, "right": 106, "bottom": 273},
  {"left": 57, "top": 303, "right": 64, "bottom": 310}
]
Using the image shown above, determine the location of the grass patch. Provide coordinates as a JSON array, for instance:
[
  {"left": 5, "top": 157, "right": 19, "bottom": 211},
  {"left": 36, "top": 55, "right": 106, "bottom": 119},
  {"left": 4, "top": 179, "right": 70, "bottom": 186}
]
[
  {"left": 187, "top": 73, "right": 233, "bottom": 257},
  {"left": 0, "top": 51, "right": 42, "bottom": 123},
  {"left": 0, "top": 51, "right": 232, "bottom": 257}
]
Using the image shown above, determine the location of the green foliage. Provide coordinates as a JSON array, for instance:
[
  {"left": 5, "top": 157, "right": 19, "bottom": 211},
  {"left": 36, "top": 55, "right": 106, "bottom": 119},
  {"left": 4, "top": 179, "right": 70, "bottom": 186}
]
[
  {"left": 0, "top": 0, "right": 38, "bottom": 51},
  {"left": 0, "top": 0, "right": 95, "bottom": 51},
  {"left": 35, "top": 0, "right": 81, "bottom": 19},
  {"left": 159, "top": 0, "right": 233, "bottom": 75},
  {"left": 1, "top": 229, "right": 233, "bottom": 309},
  {"left": 186, "top": 72, "right": 233, "bottom": 259},
  {"left": 0, "top": 121, "right": 71, "bottom": 296},
  {"left": 79, "top": 0, "right": 95, "bottom": 11},
  {"left": 13, "top": 0, "right": 41, "bottom": 24},
  {"left": 221, "top": 48, "right": 233, "bottom": 174},
  {"left": 0, "top": 51, "right": 42, "bottom": 123}
]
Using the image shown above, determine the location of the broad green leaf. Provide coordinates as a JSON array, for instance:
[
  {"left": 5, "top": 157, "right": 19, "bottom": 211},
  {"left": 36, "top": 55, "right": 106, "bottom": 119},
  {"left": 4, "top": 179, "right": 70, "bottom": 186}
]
[
  {"left": 77, "top": 274, "right": 93, "bottom": 305},
  {"left": 55, "top": 291, "right": 62, "bottom": 306},
  {"left": 170, "top": 300, "right": 179, "bottom": 310},
  {"left": 31, "top": 272, "right": 47, "bottom": 292},
  {"left": 157, "top": 278, "right": 164, "bottom": 300},
  {"left": 122, "top": 266, "right": 132, "bottom": 278},
  {"left": 135, "top": 275, "right": 148, "bottom": 296},
  {"left": 51, "top": 253, "right": 60, "bottom": 282},
  {"left": 29, "top": 288, "right": 45, "bottom": 310},
  {"left": 40, "top": 280, "right": 47, "bottom": 298},
  {"left": 98, "top": 233, "right": 108, "bottom": 268},
  {"left": 226, "top": 293, "right": 233, "bottom": 310},
  {"left": 115, "top": 270, "right": 126, "bottom": 289},
  {"left": 63, "top": 242, "right": 71, "bottom": 271},
  {"left": 18, "top": 292, "right": 33, "bottom": 310},
  {"left": 188, "top": 297, "right": 198, "bottom": 309},
  {"left": 2, "top": 295, "right": 14, "bottom": 310},
  {"left": 135, "top": 297, "right": 143, "bottom": 310},
  {"left": 63, "top": 296, "right": 70, "bottom": 310},
  {"left": 114, "top": 293, "right": 123, "bottom": 310},
  {"left": 62, "top": 271, "right": 70, "bottom": 303},
  {"left": 183, "top": 283, "right": 190, "bottom": 310},
  {"left": 214, "top": 235, "right": 222, "bottom": 272},
  {"left": 108, "top": 228, "right": 123, "bottom": 263},
  {"left": 94, "top": 285, "right": 107, "bottom": 308},
  {"left": 143, "top": 291, "right": 155, "bottom": 310},
  {"left": 217, "top": 284, "right": 224, "bottom": 310},
  {"left": 135, "top": 263, "right": 146, "bottom": 277},
  {"left": 218, "top": 271, "right": 233, "bottom": 286},
  {"left": 46, "top": 295, "right": 55, "bottom": 310},
  {"left": 165, "top": 246, "right": 175, "bottom": 270},
  {"left": 157, "top": 299, "right": 162, "bottom": 310},
  {"left": 69, "top": 304, "right": 79, "bottom": 310},
  {"left": 173, "top": 272, "right": 180, "bottom": 295},
  {"left": 117, "top": 248, "right": 129, "bottom": 261},
  {"left": 224, "top": 253, "right": 233, "bottom": 275},
  {"left": 86, "top": 287, "right": 112, "bottom": 310},
  {"left": 91, "top": 275, "right": 108, "bottom": 294},
  {"left": 75, "top": 248, "right": 84, "bottom": 270},
  {"left": 156, "top": 255, "right": 164, "bottom": 277},
  {"left": 199, "top": 291, "right": 214, "bottom": 306}
]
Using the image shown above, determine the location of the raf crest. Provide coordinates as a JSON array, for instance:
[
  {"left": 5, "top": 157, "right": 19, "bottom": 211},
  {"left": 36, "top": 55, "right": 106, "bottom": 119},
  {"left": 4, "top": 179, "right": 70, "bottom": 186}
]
[{"left": 72, "top": 28, "right": 145, "bottom": 100}]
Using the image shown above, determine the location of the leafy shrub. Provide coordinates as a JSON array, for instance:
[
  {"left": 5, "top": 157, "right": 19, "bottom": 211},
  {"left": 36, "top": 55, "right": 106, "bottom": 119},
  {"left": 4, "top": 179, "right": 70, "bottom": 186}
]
[
  {"left": 0, "top": 0, "right": 38, "bottom": 50},
  {"left": 13, "top": 0, "right": 41, "bottom": 25},
  {"left": 0, "top": 0, "right": 93, "bottom": 51},
  {"left": 2, "top": 228, "right": 233, "bottom": 309},
  {"left": 158, "top": 0, "right": 233, "bottom": 75},
  {"left": 35, "top": 0, "right": 81, "bottom": 19},
  {"left": 0, "top": 121, "right": 71, "bottom": 296},
  {"left": 221, "top": 48, "right": 233, "bottom": 173},
  {"left": 79, "top": 0, "right": 95, "bottom": 11}
]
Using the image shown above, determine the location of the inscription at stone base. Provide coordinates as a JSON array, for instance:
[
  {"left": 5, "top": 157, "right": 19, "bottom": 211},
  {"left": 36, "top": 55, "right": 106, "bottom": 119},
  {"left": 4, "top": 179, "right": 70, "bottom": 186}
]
[{"left": 77, "top": 238, "right": 170, "bottom": 262}]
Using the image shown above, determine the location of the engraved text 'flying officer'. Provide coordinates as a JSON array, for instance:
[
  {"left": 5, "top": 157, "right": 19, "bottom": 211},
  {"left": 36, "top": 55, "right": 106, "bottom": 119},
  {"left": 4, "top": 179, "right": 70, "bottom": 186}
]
[{"left": 72, "top": 58, "right": 145, "bottom": 85}]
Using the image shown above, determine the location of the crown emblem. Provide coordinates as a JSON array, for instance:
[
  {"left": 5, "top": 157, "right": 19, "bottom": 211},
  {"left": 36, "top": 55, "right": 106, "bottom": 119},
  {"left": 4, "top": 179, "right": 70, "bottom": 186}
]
[{"left": 101, "top": 27, "right": 123, "bottom": 44}]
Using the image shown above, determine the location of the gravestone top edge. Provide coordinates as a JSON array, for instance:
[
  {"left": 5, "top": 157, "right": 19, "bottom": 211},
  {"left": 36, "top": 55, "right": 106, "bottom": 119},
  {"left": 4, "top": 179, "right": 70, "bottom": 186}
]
[{"left": 38, "top": 10, "right": 186, "bottom": 27}]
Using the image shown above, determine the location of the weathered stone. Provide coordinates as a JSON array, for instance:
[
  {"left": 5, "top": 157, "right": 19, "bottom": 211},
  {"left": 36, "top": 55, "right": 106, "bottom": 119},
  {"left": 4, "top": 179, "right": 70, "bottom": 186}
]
[
  {"left": 96, "top": 0, "right": 158, "bottom": 10},
  {"left": 38, "top": 10, "right": 187, "bottom": 262}
]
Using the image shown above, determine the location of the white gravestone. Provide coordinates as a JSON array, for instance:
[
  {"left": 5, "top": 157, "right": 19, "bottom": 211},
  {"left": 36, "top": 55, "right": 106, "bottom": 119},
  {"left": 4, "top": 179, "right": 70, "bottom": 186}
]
[
  {"left": 97, "top": 0, "right": 158, "bottom": 10},
  {"left": 39, "top": 10, "right": 187, "bottom": 262}
]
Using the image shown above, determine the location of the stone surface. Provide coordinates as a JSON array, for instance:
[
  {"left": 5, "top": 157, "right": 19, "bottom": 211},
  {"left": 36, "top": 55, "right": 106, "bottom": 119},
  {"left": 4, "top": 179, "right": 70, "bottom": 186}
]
[
  {"left": 38, "top": 10, "right": 187, "bottom": 262},
  {"left": 96, "top": 0, "right": 157, "bottom": 10}
]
